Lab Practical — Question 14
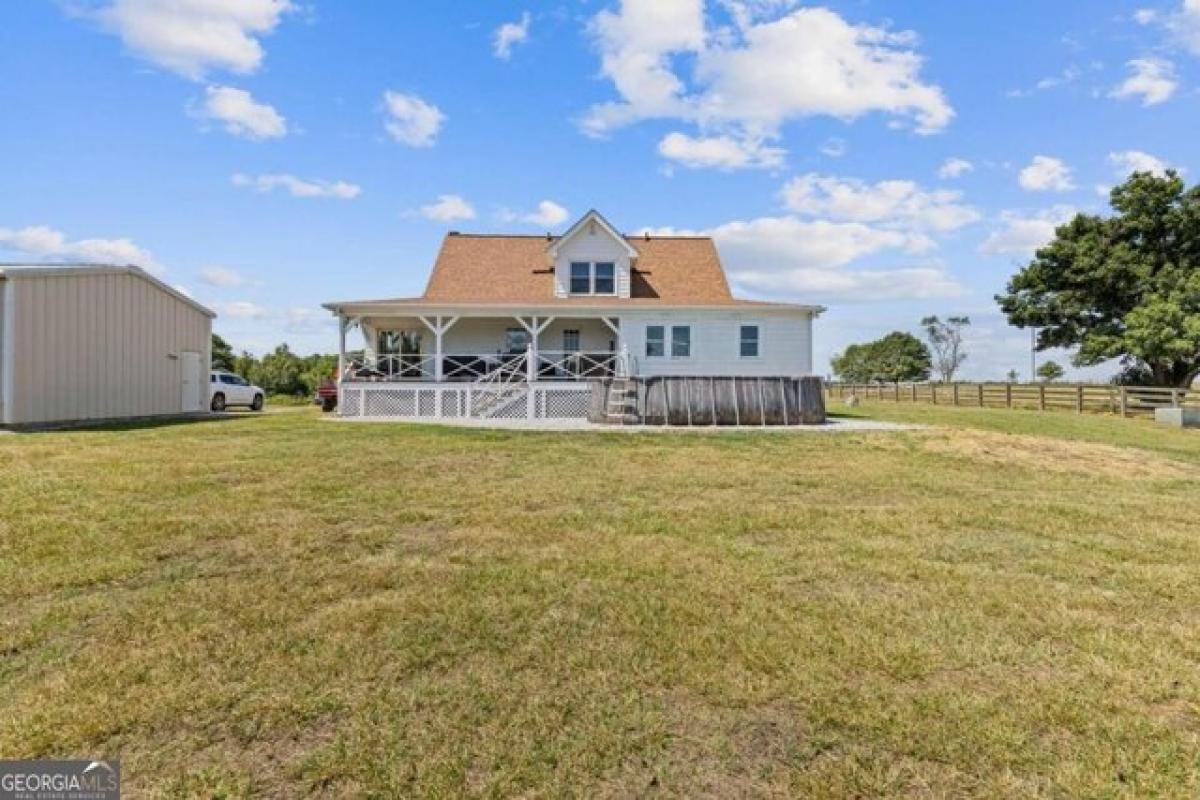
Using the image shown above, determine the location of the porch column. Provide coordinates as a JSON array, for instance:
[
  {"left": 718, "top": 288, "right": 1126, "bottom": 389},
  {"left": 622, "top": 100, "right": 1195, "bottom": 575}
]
[
  {"left": 516, "top": 316, "right": 555, "bottom": 382},
  {"left": 434, "top": 316, "right": 444, "bottom": 382},
  {"left": 337, "top": 314, "right": 348, "bottom": 381},
  {"left": 420, "top": 315, "right": 460, "bottom": 382},
  {"left": 601, "top": 317, "right": 627, "bottom": 376}
]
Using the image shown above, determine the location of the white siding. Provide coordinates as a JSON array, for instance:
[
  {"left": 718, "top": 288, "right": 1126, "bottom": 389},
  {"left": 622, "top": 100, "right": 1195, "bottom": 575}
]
[
  {"left": 438, "top": 317, "right": 615, "bottom": 354},
  {"left": 4, "top": 270, "right": 212, "bottom": 425},
  {"left": 553, "top": 224, "right": 633, "bottom": 299},
  {"left": 619, "top": 309, "right": 813, "bottom": 377}
]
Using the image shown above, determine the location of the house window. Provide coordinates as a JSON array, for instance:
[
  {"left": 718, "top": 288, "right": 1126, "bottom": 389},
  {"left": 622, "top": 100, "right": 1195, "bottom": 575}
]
[
  {"left": 740, "top": 325, "right": 759, "bottom": 358},
  {"left": 569, "top": 262, "right": 591, "bottom": 294},
  {"left": 594, "top": 262, "right": 615, "bottom": 294},
  {"left": 563, "top": 329, "right": 581, "bottom": 352},
  {"left": 671, "top": 326, "right": 691, "bottom": 358},
  {"left": 568, "top": 261, "right": 617, "bottom": 295},
  {"left": 504, "top": 328, "right": 530, "bottom": 353},
  {"left": 645, "top": 325, "right": 665, "bottom": 357}
]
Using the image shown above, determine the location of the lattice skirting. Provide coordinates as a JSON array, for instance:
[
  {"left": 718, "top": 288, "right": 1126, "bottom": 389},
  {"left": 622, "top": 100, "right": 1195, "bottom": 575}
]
[{"left": 339, "top": 383, "right": 591, "bottom": 421}]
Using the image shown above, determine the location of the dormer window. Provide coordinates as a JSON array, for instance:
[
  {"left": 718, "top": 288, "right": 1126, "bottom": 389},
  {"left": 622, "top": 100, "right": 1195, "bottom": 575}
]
[
  {"left": 569, "top": 261, "right": 616, "bottom": 296},
  {"left": 594, "top": 262, "right": 615, "bottom": 294}
]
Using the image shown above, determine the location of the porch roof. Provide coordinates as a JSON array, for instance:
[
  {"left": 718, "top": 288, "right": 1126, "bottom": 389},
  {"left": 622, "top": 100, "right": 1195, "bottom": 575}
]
[{"left": 321, "top": 298, "right": 824, "bottom": 318}]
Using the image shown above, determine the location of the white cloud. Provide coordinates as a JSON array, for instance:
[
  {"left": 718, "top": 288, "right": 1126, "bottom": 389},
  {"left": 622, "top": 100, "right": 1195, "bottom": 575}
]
[
  {"left": 819, "top": 138, "right": 847, "bottom": 158},
  {"left": 583, "top": 2, "right": 952, "bottom": 163},
  {"left": 522, "top": 201, "right": 570, "bottom": 227},
  {"left": 1110, "top": 58, "right": 1177, "bottom": 106},
  {"left": 734, "top": 264, "right": 962, "bottom": 302},
  {"left": 90, "top": 0, "right": 294, "bottom": 80},
  {"left": 197, "top": 85, "right": 286, "bottom": 139},
  {"left": 231, "top": 173, "right": 361, "bottom": 199},
  {"left": 938, "top": 157, "right": 974, "bottom": 179},
  {"left": 645, "top": 215, "right": 961, "bottom": 302},
  {"left": 494, "top": 11, "right": 531, "bottom": 59},
  {"left": 657, "top": 131, "right": 784, "bottom": 170},
  {"left": 283, "top": 306, "right": 334, "bottom": 333},
  {"left": 781, "top": 174, "right": 980, "bottom": 232},
  {"left": 1136, "top": 1, "right": 1200, "bottom": 55},
  {"left": 979, "top": 206, "right": 1076, "bottom": 257},
  {"left": 217, "top": 300, "right": 268, "bottom": 319},
  {"left": 0, "top": 224, "right": 164, "bottom": 275},
  {"left": 419, "top": 195, "right": 476, "bottom": 223},
  {"left": 199, "top": 266, "right": 247, "bottom": 287},
  {"left": 1018, "top": 156, "right": 1075, "bottom": 192},
  {"left": 382, "top": 91, "right": 444, "bottom": 147},
  {"left": 1108, "top": 150, "right": 1172, "bottom": 178}
]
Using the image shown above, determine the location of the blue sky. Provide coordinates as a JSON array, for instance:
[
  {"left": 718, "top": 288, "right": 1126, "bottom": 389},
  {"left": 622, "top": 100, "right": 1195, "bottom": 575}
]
[{"left": 1, "top": 1, "right": 1198, "bottom": 379}]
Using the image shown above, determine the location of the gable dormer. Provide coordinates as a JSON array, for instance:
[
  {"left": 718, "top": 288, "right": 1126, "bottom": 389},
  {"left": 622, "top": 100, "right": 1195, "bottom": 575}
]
[{"left": 547, "top": 210, "right": 638, "bottom": 299}]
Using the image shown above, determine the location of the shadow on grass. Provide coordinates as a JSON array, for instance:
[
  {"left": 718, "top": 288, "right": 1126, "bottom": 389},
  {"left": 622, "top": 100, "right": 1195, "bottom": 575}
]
[{"left": 4, "top": 411, "right": 272, "bottom": 435}]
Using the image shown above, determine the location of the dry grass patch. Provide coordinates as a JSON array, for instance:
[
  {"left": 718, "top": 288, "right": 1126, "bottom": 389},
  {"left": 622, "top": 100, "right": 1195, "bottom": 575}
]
[{"left": 917, "top": 427, "right": 1193, "bottom": 480}]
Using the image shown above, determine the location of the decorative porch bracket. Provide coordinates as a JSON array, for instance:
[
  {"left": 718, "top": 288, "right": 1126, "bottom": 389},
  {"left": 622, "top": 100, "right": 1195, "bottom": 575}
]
[
  {"left": 515, "top": 316, "right": 555, "bottom": 383},
  {"left": 418, "top": 315, "right": 460, "bottom": 382}
]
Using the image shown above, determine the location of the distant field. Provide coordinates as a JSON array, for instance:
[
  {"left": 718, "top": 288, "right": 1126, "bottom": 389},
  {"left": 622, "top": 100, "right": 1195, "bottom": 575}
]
[{"left": 2, "top": 408, "right": 1199, "bottom": 797}]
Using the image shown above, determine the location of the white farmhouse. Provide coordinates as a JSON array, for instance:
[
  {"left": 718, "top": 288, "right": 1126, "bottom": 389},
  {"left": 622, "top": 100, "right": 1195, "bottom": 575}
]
[{"left": 324, "top": 210, "right": 823, "bottom": 422}]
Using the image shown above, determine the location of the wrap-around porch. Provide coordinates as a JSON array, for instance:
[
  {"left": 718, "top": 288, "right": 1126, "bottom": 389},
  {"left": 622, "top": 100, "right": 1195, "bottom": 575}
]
[{"left": 338, "top": 313, "right": 627, "bottom": 383}]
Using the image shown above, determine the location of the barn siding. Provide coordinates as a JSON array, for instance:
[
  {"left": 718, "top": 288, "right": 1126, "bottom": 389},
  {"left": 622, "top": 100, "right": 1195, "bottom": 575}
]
[{"left": 4, "top": 269, "right": 212, "bottom": 425}]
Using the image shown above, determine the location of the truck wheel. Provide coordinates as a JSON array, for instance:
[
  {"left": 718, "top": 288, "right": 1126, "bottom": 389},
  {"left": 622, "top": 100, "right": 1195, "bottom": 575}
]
[
  {"left": 211, "top": 393, "right": 226, "bottom": 412},
  {"left": 251, "top": 394, "right": 264, "bottom": 412}
]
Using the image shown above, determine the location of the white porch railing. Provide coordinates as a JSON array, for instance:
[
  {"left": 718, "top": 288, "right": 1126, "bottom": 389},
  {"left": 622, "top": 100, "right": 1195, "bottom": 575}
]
[
  {"left": 339, "top": 382, "right": 593, "bottom": 421},
  {"left": 344, "top": 346, "right": 628, "bottom": 383}
]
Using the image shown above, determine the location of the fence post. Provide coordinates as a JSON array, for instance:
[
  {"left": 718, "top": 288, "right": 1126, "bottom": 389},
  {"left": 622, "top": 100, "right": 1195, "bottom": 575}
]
[
  {"left": 895, "top": 383, "right": 901, "bottom": 402},
  {"left": 978, "top": 384, "right": 985, "bottom": 407},
  {"left": 953, "top": 383, "right": 960, "bottom": 406},
  {"left": 1038, "top": 384, "right": 1046, "bottom": 411},
  {"left": 912, "top": 383, "right": 917, "bottom": 402},
  {"left": 1119, "top": 387, "right": 1128, "bottom": 418},
  {"left": 1006, "top": 383, "right": 1013, "bottom": 408},
  {"left": 1076, "top": 384, "right": 1084, "bottom": 414},
  {"left": 1173, "top": 388, "right": 1183, "bottom": 408},
  {"left": 932, "top": 384, "right": 938, "bottom": 405}
]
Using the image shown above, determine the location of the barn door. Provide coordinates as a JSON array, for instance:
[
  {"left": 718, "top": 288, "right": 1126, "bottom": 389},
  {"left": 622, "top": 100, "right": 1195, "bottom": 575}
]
[{"left": 180, "top": 351, "right": 202, "bottom": 412}]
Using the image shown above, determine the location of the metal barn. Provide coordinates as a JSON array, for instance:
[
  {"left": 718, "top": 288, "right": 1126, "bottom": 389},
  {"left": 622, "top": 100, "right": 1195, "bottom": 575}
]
[{"left": 0, "top": 265, "right": 215, "bottom": 427}]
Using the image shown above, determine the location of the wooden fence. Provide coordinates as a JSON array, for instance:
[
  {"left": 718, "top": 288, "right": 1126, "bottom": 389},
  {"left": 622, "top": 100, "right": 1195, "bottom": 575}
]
[{"left": 827, "top": 381, "right": 1200, "bottom": 418}]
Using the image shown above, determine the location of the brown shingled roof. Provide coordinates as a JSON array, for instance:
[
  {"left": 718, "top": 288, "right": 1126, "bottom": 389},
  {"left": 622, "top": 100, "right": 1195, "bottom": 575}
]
[{"left": 421, "top": 233, "right": 744, "bottom": 305}]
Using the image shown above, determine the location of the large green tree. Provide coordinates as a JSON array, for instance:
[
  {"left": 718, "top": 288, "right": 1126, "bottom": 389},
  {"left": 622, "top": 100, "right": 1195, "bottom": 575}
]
[
  {"left": 832, "top": 331, "right": 932, "bottom": 383},
  {"left": 211, "top": 334, "right": 235, "bottom": 371},
  {"left": 997, "top": 171, "right": 1200, "bottom": 387}
]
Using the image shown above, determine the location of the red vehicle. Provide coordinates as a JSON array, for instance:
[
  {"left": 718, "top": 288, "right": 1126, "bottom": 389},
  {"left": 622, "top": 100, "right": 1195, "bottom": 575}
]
[{"left": 315, "top": 377, "right": 338, "bottom": 412}]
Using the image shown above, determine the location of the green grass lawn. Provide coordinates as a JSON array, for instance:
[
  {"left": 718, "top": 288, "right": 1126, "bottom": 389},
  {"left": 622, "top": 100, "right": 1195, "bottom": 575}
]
[{"left": 2, "top": 408, "right": 1199, "bottom": 797}]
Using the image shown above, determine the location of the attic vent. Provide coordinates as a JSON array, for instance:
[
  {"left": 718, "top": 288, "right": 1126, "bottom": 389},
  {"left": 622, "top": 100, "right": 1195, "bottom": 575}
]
[{"left": 588, "top": 220, "right": 597, "bottom": 235}]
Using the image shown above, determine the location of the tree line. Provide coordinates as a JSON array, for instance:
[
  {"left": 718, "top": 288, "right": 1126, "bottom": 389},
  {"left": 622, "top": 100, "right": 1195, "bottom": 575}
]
[
  {"left": 833, "top": 171, "right": 1200, "bottom": 387},
  {"left": 212, "top": 335, "right": 337, "bottom": 397}
]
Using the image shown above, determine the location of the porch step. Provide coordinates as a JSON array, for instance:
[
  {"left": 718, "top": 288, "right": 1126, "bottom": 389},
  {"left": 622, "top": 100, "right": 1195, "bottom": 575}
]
[{"left": 603, "top": 379, "right": 639, "bottom": 425}]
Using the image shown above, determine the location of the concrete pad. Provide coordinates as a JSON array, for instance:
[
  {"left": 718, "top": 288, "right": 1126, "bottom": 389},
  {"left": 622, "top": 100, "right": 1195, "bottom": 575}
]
[{"left": 1155, "top": 407, "right": 1200, "bottom": 428}]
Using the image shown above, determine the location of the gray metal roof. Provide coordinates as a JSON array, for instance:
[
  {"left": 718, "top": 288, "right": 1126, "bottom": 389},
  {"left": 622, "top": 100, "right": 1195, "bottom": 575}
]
[{"left": 0, "top": 263, "right": 216, "bottom": 318}]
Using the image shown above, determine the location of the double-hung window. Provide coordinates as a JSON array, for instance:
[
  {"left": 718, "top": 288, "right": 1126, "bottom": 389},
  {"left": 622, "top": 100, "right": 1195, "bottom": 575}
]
[
  {"left": 740, "top": 325, "right": 759, "bottom": 358},
  {"left": 568, "top": 261, "right": 617, "bottom": 295},
  {"left": 671, "top": 326, "right": 691, "bottom": 358},
  {"left": 646, "top": 325, "right": 692, "bottom": 358},
  {"left": 593, "top": 262, "right": 615, "bottom": 294},
  {"left": 645, "top": 325, "right": 665, "bottom": 357},
  {"left": 569, "top": 262, "right": 591, "bottom": 294}
]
